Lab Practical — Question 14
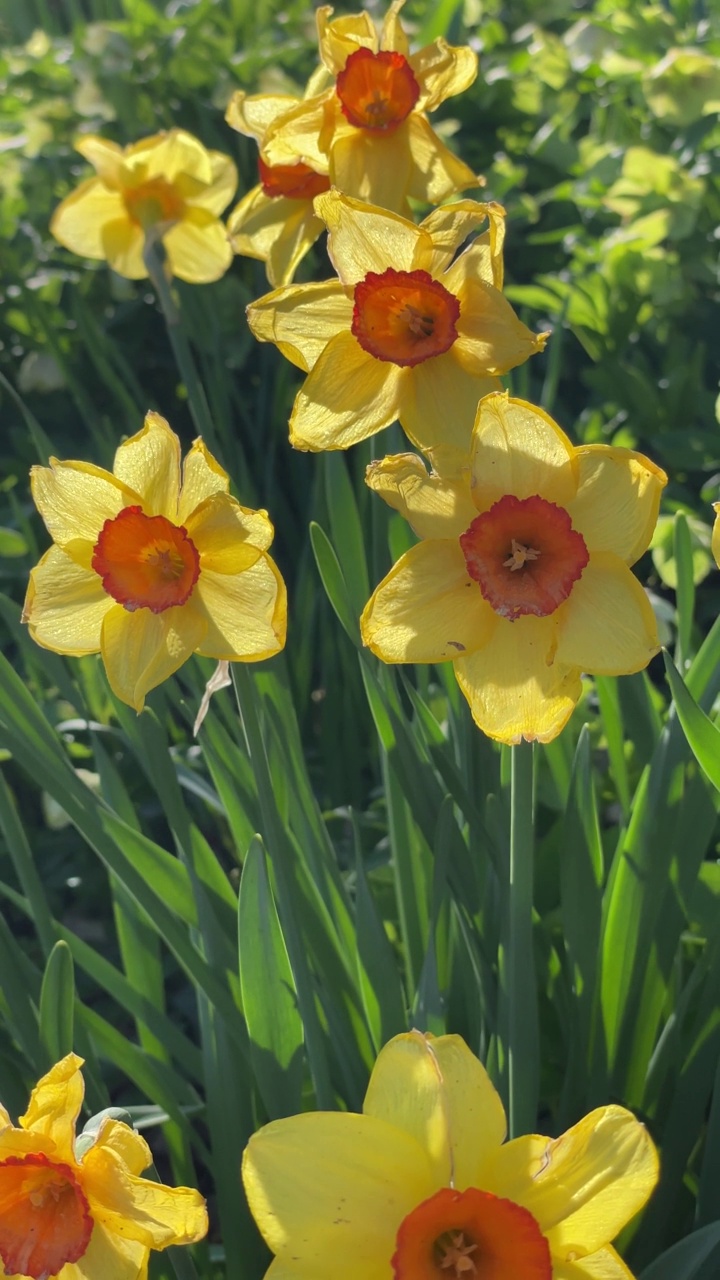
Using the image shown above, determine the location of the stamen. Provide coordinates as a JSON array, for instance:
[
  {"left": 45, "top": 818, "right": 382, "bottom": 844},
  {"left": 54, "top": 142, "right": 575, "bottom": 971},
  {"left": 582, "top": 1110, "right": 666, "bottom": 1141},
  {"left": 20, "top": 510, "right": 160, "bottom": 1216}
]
[
  {"left": 503, "top": 539, "right": 541, "bottom": 571},
  {"left": 438, "top": 1231, "right": 478, "bottom": 1276}
]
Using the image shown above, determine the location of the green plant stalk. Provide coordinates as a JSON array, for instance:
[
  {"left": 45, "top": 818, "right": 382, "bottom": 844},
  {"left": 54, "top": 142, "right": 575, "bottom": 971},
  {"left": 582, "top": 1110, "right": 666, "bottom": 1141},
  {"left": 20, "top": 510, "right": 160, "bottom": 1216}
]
[{"left": 502, "top": 739, "right": 539, "bottom": 1138}]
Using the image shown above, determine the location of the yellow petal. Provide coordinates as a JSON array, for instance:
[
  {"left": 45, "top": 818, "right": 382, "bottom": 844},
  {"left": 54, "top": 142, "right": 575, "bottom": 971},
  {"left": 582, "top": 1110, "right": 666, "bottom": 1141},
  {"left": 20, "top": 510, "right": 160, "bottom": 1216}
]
[
  {"left": 554, "top": 553, "right": 660, "bottom": 676},
  {"left": 61, "top": 1221, "right": 150, "bottom": 1280},
  {"left": 713, "top": 501, "right": 720, "bottom": 568},
  {"left": 329, "top": 126, "right": 413, "bottom": 216},
  {"left": 186, "top": 493, "right": 272, "bottom": 571},
  {"left": 565, "top": 446, "right": 667, "bottom": 565},
  {"left": 441, "top": 202, "right": 506, "bottom": 290},
  {"left": 100, "top": 603, "right": 207, "bottom": 712},
  {"left": 317, "top": 5, "right": 378, "bottom": 74},
  {"left": 454, "top": 615, "right": 582, "bottom": 744},
  {"left": 225, "top": 91, "right": 300, "bottom": 140},
  {"left": 0, "top": 1103, "right": 10, "bottom": 1127},
  {"left": 421, "top": 200, "right": 503, "bottom": 279},
  {"left": 290, "top": 329, "right": 403, "bottom": 451},
  {"left": 194, "top": 554, "right": 287, "bottom": 661},
  {"left": 486, "top": 1106, "right": 658, "bottom": 1260},
  {"left": 405, "top": 113, "right": 481, "bottom": 204},
  {"left": 20, "top": 1054, "right": 85, "bottom": 1164},
  {"left": 315, "top": 189, "right": 429, "bottom": 284},
  {"left": 134, "top": 129, "right": 213, "bottom": 185},
  {"left": 100, "top": 217, "right": 146, "bottom": 279},
  {"left": 361, "top": 539, "right": 495, "bottom": 663},
  {"left": 262, "top": 94, "right": 330, "bottom": 170},
  {"left": 51, "top": 179, "right": 127, "bottom": 261},
  {"left": 89, "top": 1118, "right": 151, "bottom": 1177},
  {"left": 31, "top": 458, "right": 136, "bottom": 554},
  {"left": 0, "top": 1129, "right": 51, "bottom": 1160},
  {"left": 454, "top": 279, "right": 548, "bottom": 377},
  {"left": 365, "top": 452, "right": 476, "bottom": 540},
  {"left": 180, "top": 151, "right": 238, "bottom": 217},
  {"left": 227, "top": 187, "right": 324, "bottom": 288},
  {"left": 23, "top": 546, "right": 112, "bottom": 655},
  {"left": 242, "top": 1111, "right": 433, "bottom": 1269},
  {"left": 112, "top": 411, "right": 181, "bottom": 519},
  {"left": 363, "top": 1031, "right": 506, "bottom": 1192},
  {"left": 397, "top": 350, "right": 499, "bottom": 460},
  {"left": 410, "top": 39, "right": 478, "bottom": 112},
  {"left": 83, "top": 1144, "right": 208, "bottom": 1248},
  {"left": 469, "top": 393, "right": 578, "bottom": 514},
  {"left": 178, "top": 438, "right": 230, "bottom": 522},
  {"left": 554, "top": 1245, "right": 636, "bottom": 1280},
  {"left": 247, "top": 279, "right": 353, "bottom": 372},
  {"left": 164, "top": 209, "right": 232, "bottom": 284},
  {"left": 74, "top": 135, "right": 125, "bottom": 184},
  {"left": 379, "top": 0, "right": 410, "bottom": 54}
]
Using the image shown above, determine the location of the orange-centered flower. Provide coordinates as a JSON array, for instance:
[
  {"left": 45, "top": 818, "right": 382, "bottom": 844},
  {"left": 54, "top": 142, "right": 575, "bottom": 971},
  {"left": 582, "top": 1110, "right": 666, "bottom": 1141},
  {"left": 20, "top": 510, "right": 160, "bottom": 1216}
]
[
  {"left": 0, "top": 1054, "right": 207, "bottom": 1280},
  {"left": 258, "top": 156, "right": 330, "bottom": 201},
  {"left": 352, "top": 268, "right": 460, "bottom": 367},
  {"left": 243, "top": 1031, "right": 659, "bottom": 1280},
  {"left": 260, "top": 1, "right": 481, "bottom": 213},
  {"left": 361, "top": 393, "right": 667, "bottom": 744},
  {"left": 23, "top": 412, "right": 287, "bottom": 712}
]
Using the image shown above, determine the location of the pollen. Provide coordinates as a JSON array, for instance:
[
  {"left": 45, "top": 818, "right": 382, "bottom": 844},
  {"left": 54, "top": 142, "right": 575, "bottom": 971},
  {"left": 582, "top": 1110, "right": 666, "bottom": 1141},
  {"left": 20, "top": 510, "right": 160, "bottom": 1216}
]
[
  {"left": 336, "top": 47, "right": 420, "bottom": 132},
  {"left": 503, "top": 538, "right": 541, "bottom": 571},
  {"left": 92, "top": 505, "right": 200, "bottom": 613},
  {"left": 0, "top": 1154, "right": 93, "bottom": 1280},
  {"left": 352, "top": 268, "right": 460, "bottom": 367}
]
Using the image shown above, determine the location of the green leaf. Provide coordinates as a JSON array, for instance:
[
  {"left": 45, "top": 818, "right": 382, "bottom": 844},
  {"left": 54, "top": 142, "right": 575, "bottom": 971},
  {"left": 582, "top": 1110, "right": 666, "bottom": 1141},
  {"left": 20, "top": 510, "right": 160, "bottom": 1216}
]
[
  {"left": 38, "top": 941, "right": 75, "bottom": 1064},
  {"left": 663, "top": 652, "right": 720, "bottom": 793}
]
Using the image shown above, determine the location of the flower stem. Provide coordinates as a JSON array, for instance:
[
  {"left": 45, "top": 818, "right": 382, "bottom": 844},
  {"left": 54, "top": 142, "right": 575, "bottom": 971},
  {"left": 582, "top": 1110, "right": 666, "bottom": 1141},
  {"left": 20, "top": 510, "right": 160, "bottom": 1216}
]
[{"left": 502, "top": 739, "right": 539, "bottom": 1138}]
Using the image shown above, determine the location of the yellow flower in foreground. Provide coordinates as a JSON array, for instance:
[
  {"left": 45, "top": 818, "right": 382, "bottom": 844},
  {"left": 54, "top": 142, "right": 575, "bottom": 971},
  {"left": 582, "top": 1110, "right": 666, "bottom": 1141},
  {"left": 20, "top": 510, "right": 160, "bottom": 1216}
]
[
  {"left": 248, "top": 190, "right": 545, "bottom": 458},
  {"left": 23, "top": 412, "right": 286, "bottom": 711},
  {"left": 362, "top": 394, "right": 666, "bottom": 744},
  {"left": 0, "top": 1054, "right": 206, "bottom": 1280},
  {"left": 51, "top": 129, "right": 237, "bottom": 282},
  {"left": 260, "top": 1, "right": 480, "bottom": 214},
  {"left": 225, "top": 89, "right": 330, "bottom": 286},
  {"left": 243, "top": 1030, "right": 659, "bottom": 1280}
]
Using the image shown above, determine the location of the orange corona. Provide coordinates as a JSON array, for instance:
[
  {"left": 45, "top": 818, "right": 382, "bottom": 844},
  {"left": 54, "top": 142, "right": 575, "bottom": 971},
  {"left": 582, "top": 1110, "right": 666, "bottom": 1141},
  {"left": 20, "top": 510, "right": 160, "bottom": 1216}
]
[{"left": 336, "top": 47, "right": 420, "bottom": 131}]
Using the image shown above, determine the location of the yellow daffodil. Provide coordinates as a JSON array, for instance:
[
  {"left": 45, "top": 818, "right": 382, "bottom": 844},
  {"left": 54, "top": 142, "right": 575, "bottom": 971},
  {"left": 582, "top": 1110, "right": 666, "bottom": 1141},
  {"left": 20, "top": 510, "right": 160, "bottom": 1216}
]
[
  {"left": 244, "top": 1029, "right": 659, "bottom": 1280},
  {"left": 225, "top": 89, "right": 330, "bottom": 286},
  {"left": 259, "top": 1, "right": 480, "bottom": 214},
  {"left": 361, "top": 393, "right": 666, "bottom": 744},
  {"left": 247, "top": 190, "right": 545, "bottom": 457},
  {"left": 51, "top": 129, "right": 237, "bottom": 283},
  {"left": 23, "top": 411, "right": 287, "bottom": 712},
  {"left": 0, "top": 1053, "right": 207, "bottom": 1280}
]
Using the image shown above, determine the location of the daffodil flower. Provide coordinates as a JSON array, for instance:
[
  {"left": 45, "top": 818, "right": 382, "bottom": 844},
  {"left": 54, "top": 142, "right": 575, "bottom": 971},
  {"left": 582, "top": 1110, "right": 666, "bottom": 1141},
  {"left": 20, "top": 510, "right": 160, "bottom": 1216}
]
[
  {"left": 51, "top": 129, "right": 237, "bottom": 283},
  {"left": 712, "top": 501, "right": 720, "bottom": 567},
  {"left": 361, "top": 394, "right": 666, "bottom": 744},
  {"left": 225, "top": 89, "right": 330, "bottom": 286},
  {"left": 243, "top": 1030, "right": 659, "bottom": 1280},
  {"left": 23, "top": 412, "right": 287, "bottom": 711},
  {"left": 260, "top": 1, "right": 480, "bottom": 214},
  {"left": 247, "top": 190, "right": 545, "bottom": 458},
  {"left": 0, "top": 1054, "right": 206, "bottom": 1280}
]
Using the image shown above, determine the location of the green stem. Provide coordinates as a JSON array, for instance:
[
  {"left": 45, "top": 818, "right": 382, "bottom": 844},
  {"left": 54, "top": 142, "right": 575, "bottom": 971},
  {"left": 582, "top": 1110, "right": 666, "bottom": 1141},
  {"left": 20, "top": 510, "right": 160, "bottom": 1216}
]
[{"left": 503, "top": 740, "right": 539, "bottom": 1138}]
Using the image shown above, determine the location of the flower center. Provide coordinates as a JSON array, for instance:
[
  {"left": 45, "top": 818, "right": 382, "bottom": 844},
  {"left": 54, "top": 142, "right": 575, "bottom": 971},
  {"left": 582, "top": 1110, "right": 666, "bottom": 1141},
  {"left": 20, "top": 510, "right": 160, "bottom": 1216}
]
[
  {"left": 352, "top": 269, "right": 460, "bottom": 367},
  {"left": 393, "top": 1186, "right": 552, "bottom": 1280},
  {"left": 258, "top": 156, "right": 330, "bottom": 201},
  {"left": 0, "top": 1153, "right": 93, "bottom": 1280},
  {"left": 336, "top": 47, "right": 420, "bottom": 132},
  {"left": 92, "top": 505, "right": 200, "bottom": 613},
  {"left": 459, "top": 494, "right": 589, "bottom": 621},
  {"left": 124, "top": 176, "right": 185, "bottom": 229}
]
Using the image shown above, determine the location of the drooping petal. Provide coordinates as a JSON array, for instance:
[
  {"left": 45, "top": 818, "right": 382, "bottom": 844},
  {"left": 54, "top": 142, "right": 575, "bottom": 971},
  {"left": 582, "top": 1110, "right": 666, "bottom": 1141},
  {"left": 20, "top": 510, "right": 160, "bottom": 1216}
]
[
  {"left": 50, "top": 179, "right": 128, "bottom": 261},
  {"left": 405, "top": 113, "right": 481, "bottom": 204},
  {"left": 194, "top": 555, "right": 286, "bottom": 661},
  {"left": 329, "top": 126, "right": 413, "bottom": 216},
  {"left": 74, "top": 136, "right": 126, "bottom": 184},
  {"left": 564, "top": 447, "right": 667, "bottom": 565},
  {"left": 23, "top": 546, "right": 113, "bottom": 655},
  {"left": 421, "top": 200, "right": 501, "bottom": 277},
  {"left": 83, "top": 1144, "right": 207, "bottom": 1248},
  {"left": 228, "top": 188, "right": 324, "bottom": 289},
  {"left": 163, "top": 209, "right": 232, "bottom": 284},
  {"left": 99, "top": 603, "right": 207, "bottom": 712},
  {"left": 363, "top": 1032, "right": 507, "bottom": 1193},
  {"left": 379, "top": 0, "right": 410, "bottom": 55},
  {"left": 20, "top": 1054, "right": 85, "bottom": 1164},
  {"left": 317, "top": 5, "right": 378, "bottom": 74},
  {"left": 453, "top": 615, "right": 582, "bottom": 744},
  {"left": 112, "top": 411, "right": 182, "bottom": 520},
  {"left": 247, "top": 279, "right": 353, "bottom": 372},
  {"left": 410, "top": 39, "right": 478, "bottom": 111},
  {"left": 30, "top": 458, "right": 136, "bottom": 555},
  {"left": 243, "top": 1111, "right": 434, "bottom": 1271},
  {"left": 315, "top": 189, "right": 429, "bottom": 285},
  {"left": 398, "top": 350, "right": 499, "bottom": 460},
  {"left": 225, "top": 91, "right": 300, "bottom": 141},
  {"left": 441, "top": 202, "right": 506, "bottom": 290},
  {"left": 469, "top": 393, "right": 578, "bottom": 514},
  {"left": 553, "top": 1245, "right": 635, "bottom": 1280},
  {"left": 100, "top": 217, "right": 146, "bottom": 279},
  {"left": 186, "top": 493, "right": 272, "bottom": 571},
  {"left": 365, "top": 453, "right": 476, "bottom": 540},
  {"left": 289, "top": 330, "right": 403, "bottom": 451},
  {"left": 262, "top": 94, "right": 330, "bottom": 170},
  {"left": 63, "top": 1223, "right": 149, "bottom": 1280},
  {"left": 178, "top": 438, "right": 230, "bottom": 523},
  {"left": 453, "top": 279, "right": 549, "bottom": 377},
  {"left": 554, "top": 553, "right": 659, "bottom": 676},
  {"left": 361, "top": 540, "right": 496, "bottom": 663},
  {"left": 485, "top": 1106, "right": 658, "bottom": 1260},
  {"left": 181, "top": 151, "right": 237, "bottom": 216},
  {"left": 88, "top": 1118, "right": 152, "bottom": 1177}
]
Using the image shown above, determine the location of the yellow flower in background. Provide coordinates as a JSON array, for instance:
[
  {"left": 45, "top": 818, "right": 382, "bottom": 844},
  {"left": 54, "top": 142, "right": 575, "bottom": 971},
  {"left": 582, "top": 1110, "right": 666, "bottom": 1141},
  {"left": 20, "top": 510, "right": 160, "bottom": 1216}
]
[
  {"left": 0, "top": 1054, "right": 206, "bottom": 1280},
  {"left": 23, "top": 412, "right": 287, "bottom": 712},
  {"left": 244, "top": 1030, "right": 659, "bottom": 1280},
  {"left": 362, "top": 394, "right": 666, "bottom": 744},
  {"left": 260, "top": 1, "right": 480, "bottom": 214},
  {"left": 248, "top": 190, "right": 545, "bottom": 459},
  {"left": 712, "top": 501, "right": 720, "bottom": 567},
  {"left": 51, "top": 129, "right": 237, "bottom": 283},
  {"left": 225, "top": 89, "right": 330, "bottom": 286}
]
